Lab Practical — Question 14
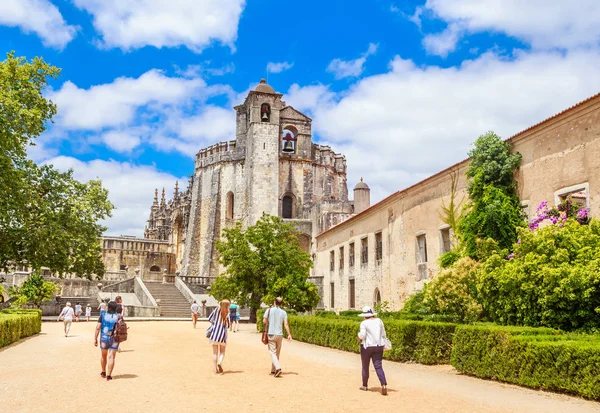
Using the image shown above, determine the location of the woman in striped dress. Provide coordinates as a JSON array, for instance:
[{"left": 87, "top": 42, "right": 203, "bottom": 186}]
[{"left": 208, "top": 299, "right": 231, "bottom": 374}]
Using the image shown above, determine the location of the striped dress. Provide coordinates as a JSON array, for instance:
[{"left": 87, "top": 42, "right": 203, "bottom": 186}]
[{"left": 208, "top": 308, "right": 230, "bottom": 344}]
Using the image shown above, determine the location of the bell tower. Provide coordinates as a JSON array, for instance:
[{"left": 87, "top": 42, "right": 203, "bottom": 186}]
[{"left": 235, "top": 79, "right": 285, "bottom": 225}]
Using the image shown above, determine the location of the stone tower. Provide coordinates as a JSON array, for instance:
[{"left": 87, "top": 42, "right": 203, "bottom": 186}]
[{"left": 353, "top": 178, "right": 371, "bottom": 214}]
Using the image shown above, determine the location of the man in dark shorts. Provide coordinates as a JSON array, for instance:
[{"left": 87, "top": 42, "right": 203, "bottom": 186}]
[{"left": 94, "top": 301, "right": 120, "bottom": 381}]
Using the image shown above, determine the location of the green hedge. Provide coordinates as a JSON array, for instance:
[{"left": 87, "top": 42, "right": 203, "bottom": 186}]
[
  {"left": 288, "top": 316, "right": 457, "bottom": 364},
  {"left": 0, "top": 309, "right": 42, "bottom": 348},
  {"left": 451, "top": 324, "right": 600, "bottom": 400}
]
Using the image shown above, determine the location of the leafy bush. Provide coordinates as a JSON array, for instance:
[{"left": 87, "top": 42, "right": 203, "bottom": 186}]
[
  {"left": 451, "top": 324, "right": 600, "bottom": 400},
  {"left": 438, "top": 250, "right": 461, "bottom": 268},
  {"left": 479, "top": 220, "right": 600, "bottom": 330},
  {"left": 0, "top": 309, "right": 42, "bottom": 347},
  {"left": 400, "top": 290, "right": 430, "bottom": 315},
  {"left": 288, "top": 316, "right": 457, "bottom": 364},
  {"left": 424, "top": 257, "right": 482, "bottom": 322},
  {"left": 315, "top": 310, "right": 338, "bottom": 318},
  {"left": 339, "top": 310, "right": 361, "bottom": 317}
]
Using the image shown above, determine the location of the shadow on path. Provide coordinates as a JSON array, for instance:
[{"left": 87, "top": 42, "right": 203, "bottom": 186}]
[
  {"left": 112, "top": 374, "right": 138, "bottom": 380},
  {"left": 0, "top": 333, "right": 45, "bottom": 353}
]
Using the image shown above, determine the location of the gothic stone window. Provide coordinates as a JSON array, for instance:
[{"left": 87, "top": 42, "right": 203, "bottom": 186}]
[
  {"left": 349, "top": 279, "right": 356, "bottom": 309},
  {"left": 361, "top": 237, "right": 368, "bottom": 265},
  {"left": 373, "top": 288, "right": 382, "bottom": 308},
  {"left": 375, "top": 232, "right": 383, "bottom": 264},
  {"left": 282, "top": 195, "right": 293, "bottom": 219},
  {"left": 282, "top": 127, "right": 297, "bottom": 154},
  {"left": 349, "top": 242, "right": 355, "bottom": 267}
]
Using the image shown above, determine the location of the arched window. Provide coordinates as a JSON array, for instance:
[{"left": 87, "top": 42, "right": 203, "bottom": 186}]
[
  {"left": 373, "top": 288, "right": 381, "bottom": 308},
  {"left": 226, "top": 191, "right": 234, "bottom": 220},
  {"left": 282, "top": 195, "right": 293, "bottom": 219},
  {"left": 150, "top": 265, "right": 161, "bottom": 272},
  {"left": 282, "top": 126, "right": 297, "bottom": 154},
  {"left": 261, "top": 103, "right": 270, "bottom": 122}
]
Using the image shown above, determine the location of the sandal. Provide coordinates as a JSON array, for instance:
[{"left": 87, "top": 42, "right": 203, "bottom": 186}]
[
  {"left": 100, "top": 372, "right": 106, "bottom": 378},
  {"left": 106, "top": 376, "right": 113, "bottom": 381}
]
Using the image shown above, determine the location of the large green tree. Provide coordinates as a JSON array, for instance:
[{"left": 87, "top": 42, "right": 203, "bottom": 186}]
[
  {"left": 210, "top": 214, "right": 320, "bottom": 322},
  {"left": 459, "top": 132, "right": 524, "bottom": 259},
  {"left": 0, "top": 51, "right": 113, "bottom": 279}
]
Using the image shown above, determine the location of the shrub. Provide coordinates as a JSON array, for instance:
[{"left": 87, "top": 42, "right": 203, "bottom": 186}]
[
  {"left": 438, "top": 250, "right": 460, "bottom": 269},
  {"left": 478, "top": 220, "right": 600, "bottom": 330},
  {"left": 424, "top": 257, "right": 482, "bottom": 322},
  {"left": 339, "top": 310, "right": 361, "bottom": 317},
  {"left": 0, "top": 309, "right": 42, "bottom": 348},
  {"left": 288, "top": 316, "right": 457, "bottom": 364},
  {"left": 451, "top": 324, "right": 600, "bottom": 400}
]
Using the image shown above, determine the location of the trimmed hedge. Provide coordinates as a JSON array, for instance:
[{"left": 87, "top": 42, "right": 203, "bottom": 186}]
[
  {"left": 0, "top": 309, "right": 42, "bottom": 348},
  {"left": 451, "top": 324, "right": 600, "bottom": 400},
  {"left": 288, "top": 316, "right": 457, "bottom": 364}
]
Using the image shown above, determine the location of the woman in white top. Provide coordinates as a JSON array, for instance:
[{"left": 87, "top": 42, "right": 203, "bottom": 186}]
[
  {"left": 57, "top": 302, "right": 75, "bottom": 337},
  {"left": 85, "top": 305, "right": 92, "bottom": 321},
  {"left": 357, "top": 306, "right": 388, "bottom": 395}
]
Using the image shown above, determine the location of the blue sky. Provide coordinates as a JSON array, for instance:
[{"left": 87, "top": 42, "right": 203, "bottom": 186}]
[{"left": 2, "top": 0, "right": 600, "bottom": 235}]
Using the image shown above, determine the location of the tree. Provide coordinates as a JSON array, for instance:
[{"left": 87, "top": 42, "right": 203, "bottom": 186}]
[
  {"left": 9, "top": 272, "right": 59, "bottom": 308},
  {"left": 210, "top": 214, "right": 320, "bottom": 322},
  {"left": 0, "top": 51, "right": 113, "bottom": 279},
  {"left": 459, "top": 132, "right": 524, "bottom": 259}
]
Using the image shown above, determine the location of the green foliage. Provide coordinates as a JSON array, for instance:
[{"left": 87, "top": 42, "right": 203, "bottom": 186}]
[
  {"left": 9, "top": 272, "right": 59, "bottom": 308},
  {"left": 212, "top": 214, "right": 319, "bottom": 321},
  {"left": 478, "top": 220, "right": 600, "bottom": 330},
  {"left": 256, "top": 307, "right": 297, "bottom": 332},
  {"left": 0, "top": 52, "right": 113, "bottom": 278},
  {"left": 287, "top": 316, "right": 457, "bottom": 364},
  {"left": 424, "top": 257, "right": 482, "bottom": 322},
  {"left": 451, "top": 324, "right": 600, "bottom": 400},
  {"left": 459, "top": 132, "right": 524, "bottom": 259},
  {"left": 400, "top": 290, "right": 430, "bottom": 315},
  {"left": 0, "top": 309, "right": 42, "bottom": 347},
  {"left": 339, "top": 310, "right": 362, "bottom": 317},
  {"left": 438, "top": 250, "right": 460, "bottom": 269},
  {"left": 439, "top": 169, "right": 465, "bottom": 233}
]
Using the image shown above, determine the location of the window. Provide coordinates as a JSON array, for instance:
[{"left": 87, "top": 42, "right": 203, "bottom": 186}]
[
  {"left": 260, "top": 103, "right": 270, "bottom": 122},
  {"left": 282, "top": 196, "right": 293, "bottom": 219},
  {"left": 226, "top": 192, "right": 234, "bottom": 220},
  {"left": 349, "top": 279, "right": 356, "bottom": 309},
  {"left": 440, "top": 227, "right": 451, "bottom": 254},
  {"left": 375, "top": 232, "right": 383, "bottom": 263},
  {"left": 330, "top": 282, "right": 335, "bottom": 308},
  {"left": 349, "top": 242, "right": 355, "bottom": 267},
  {"left": 339, "top": 246, "right": 344, "bottom": 270},
  {"left": 330, "top": 250, "right": 335, "bottom": 271},
  {"left": 373, "top": 288, "right": 381, "bottom": 308},
  {"left": 150, "top": 265, "right": 161, "bottom": 272},
  {"left": 119, "top": 264, "right": 127, "bottom": 271},
  {"left": 416, "top": 234, "right": 428, "bottom": 263},
  {"left": 361, "top": 237, "right": 368, "bottom": 265},
  {"left": 555, "top": 183, "right": 589, "bottom": 209},
  {"left": 521, "top": 201, "right": 531, "bottom": 221}
]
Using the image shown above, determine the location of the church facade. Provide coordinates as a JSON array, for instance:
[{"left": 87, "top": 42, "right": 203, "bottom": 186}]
[{"left": 142, "top": 80, "right": 368, "bottom": 290}]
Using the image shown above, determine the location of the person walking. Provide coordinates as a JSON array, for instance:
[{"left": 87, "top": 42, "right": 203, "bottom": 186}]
[
  {"left": 357, "top": 306, "right": 388, "bottom": 395},
  {"left": 191, "top": 300, "right": 200, "bottom": 328},
  {"left": 57, "top": 302, "right": 75, "bottom": 337},
  {"left": 94, "top": 301, "right": 121, "bottom": 381},
  {"left": 98, "top": 300, "right": 107, "bottom": 313},
  {"left": 264, "top": 297, "right": 292, "bottom": 377},
  {"left": 115, "top": 296, "right": 125, "bottom": 353},
  {"left": 229, "top": 301, "right": 239, "bottom": 332},
  {"left": 85, "top": 304, "right": 92, "bottom": 322},
  {"left": 207, "top": 299, "right": 230, "bottom": 374},
  {"left": 75, "top": 302, "right": 82, "bottom": 322}
]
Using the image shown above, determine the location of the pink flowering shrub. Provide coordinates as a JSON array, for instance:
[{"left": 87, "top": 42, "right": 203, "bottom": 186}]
[{"left": 529, "top": 197, "right": 589, "bottom": 230}]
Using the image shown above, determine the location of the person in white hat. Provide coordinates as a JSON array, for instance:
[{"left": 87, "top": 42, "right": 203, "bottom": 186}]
[{"left": 357, "top": 306, "right": 388, "bottom": 395}]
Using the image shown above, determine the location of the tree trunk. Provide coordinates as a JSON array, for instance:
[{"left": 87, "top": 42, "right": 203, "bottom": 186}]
[{"left": 249, "top": 306, "right": 257, "bottom": 324}]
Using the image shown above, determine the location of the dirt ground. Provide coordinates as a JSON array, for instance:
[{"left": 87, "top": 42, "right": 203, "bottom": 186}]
[{"left": 1, "top": 321, "right": 599, "bottom": 413}]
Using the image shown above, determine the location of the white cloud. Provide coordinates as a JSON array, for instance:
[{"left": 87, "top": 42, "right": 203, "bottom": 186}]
[
  {"left": 101, "top": 130, "right": 143, "bottom": 153},
  {"left": 327, "top": 43, "right": 379, "bottom": 79},
  {"left": 44, "top": 156, "right": 188, "bottom": 236},
  {"left": 422, "top": 23, "right": 461, "bottom": 57},
  {"left": 72, "top": 0, "right": 246, "bottom": 52},
  {"left": 0, "top": 0, "right": 77, "bottom": 48},
  {"left": 267, "top": 61, "right": 294, "bottom": 73},
  {"left": 289, "top": 49, "right": 600, "bottom": 204},
  {"left": 417, "top": 0, "right": 600, "bottom": 56}
]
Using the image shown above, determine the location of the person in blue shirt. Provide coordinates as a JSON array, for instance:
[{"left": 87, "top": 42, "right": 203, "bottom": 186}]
[
  {"left": 94, "top": 301, "right": 120, "bottom": 381},
  {"left": 263, "top": 297, "right": 293, "bottom": 377}
]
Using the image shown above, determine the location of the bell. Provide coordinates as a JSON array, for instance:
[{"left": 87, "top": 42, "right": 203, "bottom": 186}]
[
  {"left": 262, "top": 112, "right": 269, "bottom": 121},
  {"left": 282, "top": 140, "right": 294, "bottom": 153}
]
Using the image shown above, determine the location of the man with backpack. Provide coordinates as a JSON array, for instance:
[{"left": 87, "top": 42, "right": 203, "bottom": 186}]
[{"left": 94, "top": 301, "right": 127, "bottom": 381}]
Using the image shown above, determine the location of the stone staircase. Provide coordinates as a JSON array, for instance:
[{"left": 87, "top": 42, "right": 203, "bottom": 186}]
[{"left": 144, "top": 282, "right": 191, "bottom": 317}]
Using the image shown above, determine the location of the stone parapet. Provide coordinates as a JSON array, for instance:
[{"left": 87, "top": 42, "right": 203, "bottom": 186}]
[{"left": 194, "top": 141, "right": 246, "bottom": 171}]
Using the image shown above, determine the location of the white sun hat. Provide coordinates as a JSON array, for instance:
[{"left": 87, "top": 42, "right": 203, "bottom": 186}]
[{"left": 358, "top": 306, "right": 377, "bottom": 317}]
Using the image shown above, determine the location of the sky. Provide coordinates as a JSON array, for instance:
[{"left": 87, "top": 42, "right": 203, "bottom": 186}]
[{"left": 2, "top": 0, "right": 600, "bottom": 236}]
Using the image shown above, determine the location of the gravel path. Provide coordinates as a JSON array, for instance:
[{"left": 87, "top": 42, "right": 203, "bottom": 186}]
[{"left": 1, "top": 321, "right": 598, "bottom": 413}]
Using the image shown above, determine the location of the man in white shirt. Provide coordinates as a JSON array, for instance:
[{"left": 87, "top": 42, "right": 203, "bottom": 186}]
[
  {"left": 264, "top": 297, "right": 292, "bottom": 377},
  {"left": 190, "top": 300, "right": 200, "bottom": 328},
  {"left": 57, "top": 302, "right": 75, "bottom": 337}
]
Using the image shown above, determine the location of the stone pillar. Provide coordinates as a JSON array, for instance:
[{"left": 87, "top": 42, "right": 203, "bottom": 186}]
[{"left": 353, "top": 178, "right": 371, "bottom": 214}]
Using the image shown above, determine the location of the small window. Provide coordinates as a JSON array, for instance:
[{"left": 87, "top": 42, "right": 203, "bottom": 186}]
[
  {"left": 361, "top": 237, "right": 368, "bottom": 265},
  {"left": 373, "top": 288, "right": 381, "bottom": 308},
  {"left": 440, "top": 228, "right": 451, "bottom": 254},
  {"left": 375, "top": 232, "right": 383, "bottom": 263},
  {"left": 226, "top": 192, "right": 234, "bottom": 220},
  {"left": 150, "top": 265, "right": 161, "bottom": 272},
  {"left": 339, "top": 246, "right": 344, "bottom": 270},
  {"left": 330, "top": 250, "right": 335, "bottom": 272},
  {"left": 261, "top": 103, "right": 270, "bottom": 122},
  {"left": 416, "top": 234, "right": 427, "bottom": 264},
  {"left": 349, "top": 242, "right": 355, "bottom": 267},
  {"left": 330, "top": 282, "right": 335, "bottom": 308},
  {"left": 282, "top": 196, "right": 293, "bottom": 219},
  {"left": 555, "top": 183, "right": 589, "bottom": 209},
  {"left": 349, "top": 279, "right": 356, "bottom": 309},
  {"left": 120, "top": 264, "right": 127, "bottom": 271}
]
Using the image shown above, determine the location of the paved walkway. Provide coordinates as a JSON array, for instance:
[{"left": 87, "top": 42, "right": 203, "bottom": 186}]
[{"left": 1, "top": 321, "right": 599, "bottom": 413}]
